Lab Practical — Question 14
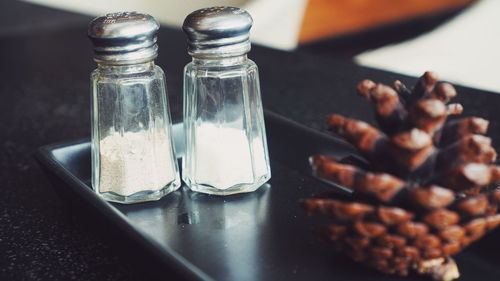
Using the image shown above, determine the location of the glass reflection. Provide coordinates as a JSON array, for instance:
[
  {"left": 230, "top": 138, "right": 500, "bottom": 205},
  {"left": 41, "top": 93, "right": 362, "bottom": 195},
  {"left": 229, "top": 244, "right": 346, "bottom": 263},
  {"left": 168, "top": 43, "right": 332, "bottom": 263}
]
[{"left": 120, "top": 184, "right": 270, "bottom": 281}]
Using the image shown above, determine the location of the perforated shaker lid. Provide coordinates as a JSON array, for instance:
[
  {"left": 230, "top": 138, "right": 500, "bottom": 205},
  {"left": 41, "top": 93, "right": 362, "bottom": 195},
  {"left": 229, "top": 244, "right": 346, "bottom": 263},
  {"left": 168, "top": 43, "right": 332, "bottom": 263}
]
[
  {"left": 182, "top": 7, "right": 253, "bottom": 58},
  {"left": 88, "top": 12, "right": 159, "bottom": 64}
]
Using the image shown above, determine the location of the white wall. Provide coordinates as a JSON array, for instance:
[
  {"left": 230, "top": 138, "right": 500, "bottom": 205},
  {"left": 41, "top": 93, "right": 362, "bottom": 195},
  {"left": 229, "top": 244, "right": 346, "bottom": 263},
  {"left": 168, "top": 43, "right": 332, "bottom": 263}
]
[
  {"left": 24, "top": 0, "right": 308, "bottom": 50},
  {"left": 356, "top": 0, "right": 500, "bottom": 93}
]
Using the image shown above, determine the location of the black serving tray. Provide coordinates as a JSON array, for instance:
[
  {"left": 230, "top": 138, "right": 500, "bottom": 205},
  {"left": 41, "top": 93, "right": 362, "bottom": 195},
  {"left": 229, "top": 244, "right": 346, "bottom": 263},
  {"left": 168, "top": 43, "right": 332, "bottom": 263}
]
[{"left": 36, "top": 111, "right": 500, "bottom": 281}]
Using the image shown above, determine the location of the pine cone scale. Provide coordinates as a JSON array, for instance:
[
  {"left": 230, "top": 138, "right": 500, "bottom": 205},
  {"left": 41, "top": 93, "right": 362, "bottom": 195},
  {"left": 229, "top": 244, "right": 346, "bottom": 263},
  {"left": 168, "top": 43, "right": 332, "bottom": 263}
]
[{"left": 304, "top": 72, "right": 500, "bottom": 280}]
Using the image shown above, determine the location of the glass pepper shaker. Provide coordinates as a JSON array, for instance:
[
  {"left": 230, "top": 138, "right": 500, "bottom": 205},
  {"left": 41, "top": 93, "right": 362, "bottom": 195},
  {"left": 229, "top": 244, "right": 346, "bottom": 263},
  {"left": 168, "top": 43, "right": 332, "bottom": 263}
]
[
  {"left": 88, "top": 12, "right": 180, "bottom": 204},
  {"left": 182, "top": 7, "right": 271, "bottom": 195}
]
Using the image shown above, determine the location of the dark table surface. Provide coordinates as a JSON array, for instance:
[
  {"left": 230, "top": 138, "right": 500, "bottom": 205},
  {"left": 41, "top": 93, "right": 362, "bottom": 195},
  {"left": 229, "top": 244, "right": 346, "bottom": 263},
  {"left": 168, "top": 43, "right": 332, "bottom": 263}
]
[{"left": 1, "top": 1, "right": 499, "bottom": 280}]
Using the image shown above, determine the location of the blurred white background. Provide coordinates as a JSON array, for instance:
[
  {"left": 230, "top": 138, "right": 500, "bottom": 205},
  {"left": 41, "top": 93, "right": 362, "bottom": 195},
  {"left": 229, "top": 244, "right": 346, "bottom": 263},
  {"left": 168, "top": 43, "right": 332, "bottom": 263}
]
[
  {"left": 25, "top": 0, "right": 500, "bottom": 93},
  {"left": 356, "top": 0, "right": 500, "bottom": 93},
  {"left": 24, "top": 0, "right": 308, "bottom": 50}
]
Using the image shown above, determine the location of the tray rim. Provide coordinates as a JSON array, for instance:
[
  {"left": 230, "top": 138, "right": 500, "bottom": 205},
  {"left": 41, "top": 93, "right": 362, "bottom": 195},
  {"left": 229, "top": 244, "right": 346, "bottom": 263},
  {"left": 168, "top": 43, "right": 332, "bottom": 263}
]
[
  {"left": 36, "top": 140, "right": 215, "bottom": 281},
  {"left": 35, "top": 110, "right": 352, "bottom": 281}
]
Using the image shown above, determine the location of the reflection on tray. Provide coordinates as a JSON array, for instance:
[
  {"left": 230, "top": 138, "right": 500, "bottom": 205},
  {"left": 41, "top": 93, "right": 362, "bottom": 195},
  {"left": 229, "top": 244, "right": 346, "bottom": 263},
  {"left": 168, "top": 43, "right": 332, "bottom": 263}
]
[{"left": 122, "top": 185, "right": 271, "bottom": 281}]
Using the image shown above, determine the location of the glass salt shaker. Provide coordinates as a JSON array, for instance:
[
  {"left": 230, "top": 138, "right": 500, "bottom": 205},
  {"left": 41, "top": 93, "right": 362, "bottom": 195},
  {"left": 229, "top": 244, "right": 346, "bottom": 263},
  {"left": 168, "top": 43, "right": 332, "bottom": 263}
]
[
  {"left": 88, "top": 12, "right": 180, "bottom": 204},
  {"left": 182, "top": 7, "right": 271, "bottom": 195}
]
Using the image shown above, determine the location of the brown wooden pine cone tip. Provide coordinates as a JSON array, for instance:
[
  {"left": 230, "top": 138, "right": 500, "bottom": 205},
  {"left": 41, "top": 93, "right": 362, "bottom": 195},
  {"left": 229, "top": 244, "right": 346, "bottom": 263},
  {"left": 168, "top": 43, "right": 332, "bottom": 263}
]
[{"left": 302, "top": 71, "right": 500, "bottom": 281}]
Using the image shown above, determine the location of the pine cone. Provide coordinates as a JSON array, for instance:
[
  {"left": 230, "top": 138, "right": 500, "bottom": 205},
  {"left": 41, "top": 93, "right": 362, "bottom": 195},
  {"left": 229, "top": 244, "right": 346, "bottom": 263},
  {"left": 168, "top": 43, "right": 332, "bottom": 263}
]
[{"left": 302, "top": 72, "right": 500, "bottom": 281}]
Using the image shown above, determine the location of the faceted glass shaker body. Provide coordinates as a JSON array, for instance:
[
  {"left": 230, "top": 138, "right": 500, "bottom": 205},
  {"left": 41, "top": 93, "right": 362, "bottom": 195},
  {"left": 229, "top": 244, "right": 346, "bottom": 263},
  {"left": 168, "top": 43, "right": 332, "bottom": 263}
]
[
  {"left": 183, "top": 56, "right": 271, "bottom": 195},
  {"left": 91, "top": 62, "right": 180, "bottom": 203}
]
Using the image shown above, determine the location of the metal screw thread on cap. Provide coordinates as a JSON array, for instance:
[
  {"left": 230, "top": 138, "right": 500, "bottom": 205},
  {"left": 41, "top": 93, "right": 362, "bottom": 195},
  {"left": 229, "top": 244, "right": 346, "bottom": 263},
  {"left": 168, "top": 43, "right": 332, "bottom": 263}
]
[
  {"left": 88, "top": 12, "right": 159, "bottom": 64},
  {"left": 182, "top": 7, "right": 253, "bottom": 58}
]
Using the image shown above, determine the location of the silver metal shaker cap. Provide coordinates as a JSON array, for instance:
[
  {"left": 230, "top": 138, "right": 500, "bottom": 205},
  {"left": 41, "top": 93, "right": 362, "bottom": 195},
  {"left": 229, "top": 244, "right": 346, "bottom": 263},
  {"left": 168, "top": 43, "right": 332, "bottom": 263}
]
[
  {"left": 88, "top": 12, "right": 159, "bottom": 64},
  {"left": 182, "top": 7, "right": 253, "bottom": 58}
]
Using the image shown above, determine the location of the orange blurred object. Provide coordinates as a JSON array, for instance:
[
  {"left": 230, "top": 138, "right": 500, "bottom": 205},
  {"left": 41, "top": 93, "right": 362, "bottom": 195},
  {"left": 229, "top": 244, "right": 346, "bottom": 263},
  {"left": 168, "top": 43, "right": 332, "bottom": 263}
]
[{"left": 299, "top": 0, "right": 475, "bottom": 43}]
